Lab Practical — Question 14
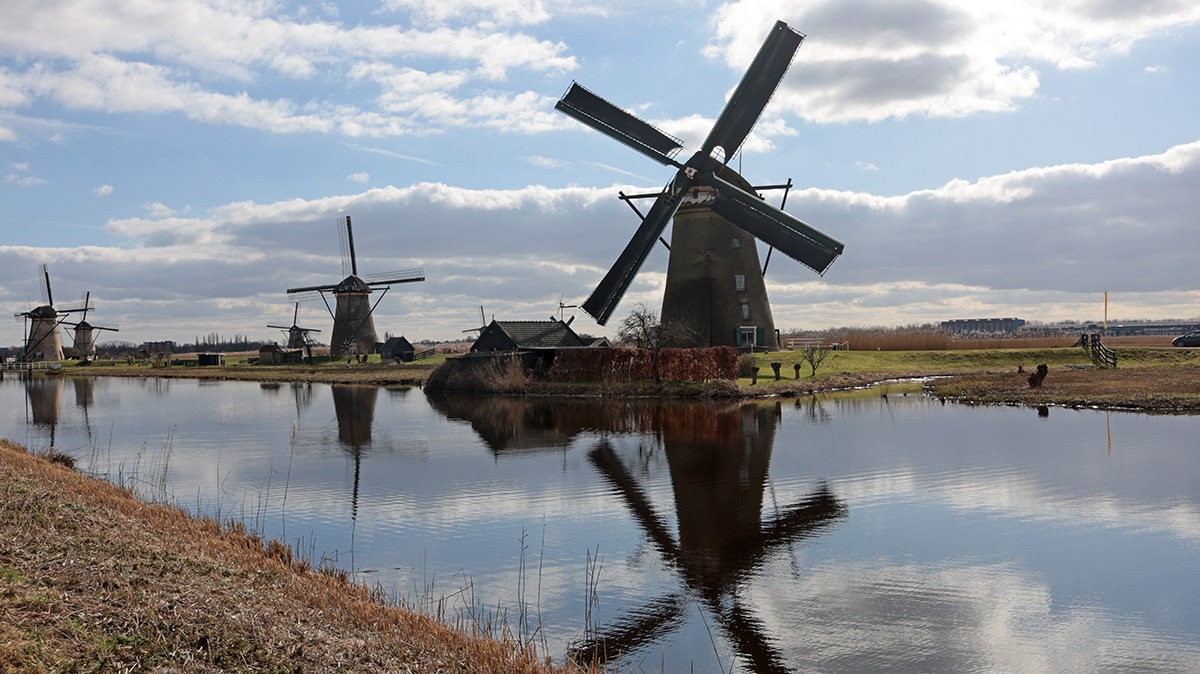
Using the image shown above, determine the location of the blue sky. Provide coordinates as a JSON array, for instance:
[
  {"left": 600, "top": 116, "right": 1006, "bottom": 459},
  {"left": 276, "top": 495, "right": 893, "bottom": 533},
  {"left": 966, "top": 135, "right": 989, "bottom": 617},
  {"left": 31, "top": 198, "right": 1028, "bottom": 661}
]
[{"left": 2, "top": 0, "right": 1198, "bottom": 346}]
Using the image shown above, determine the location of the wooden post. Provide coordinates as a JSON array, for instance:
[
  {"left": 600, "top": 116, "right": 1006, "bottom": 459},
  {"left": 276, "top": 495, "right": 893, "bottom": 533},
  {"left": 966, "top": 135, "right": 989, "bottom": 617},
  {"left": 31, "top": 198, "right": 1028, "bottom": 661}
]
[
  {"left": 751, "top": 366, "right": 759, "bottom": 386},
  {"left": 771, "top": 362, "right": 781, "bottom": 381}
]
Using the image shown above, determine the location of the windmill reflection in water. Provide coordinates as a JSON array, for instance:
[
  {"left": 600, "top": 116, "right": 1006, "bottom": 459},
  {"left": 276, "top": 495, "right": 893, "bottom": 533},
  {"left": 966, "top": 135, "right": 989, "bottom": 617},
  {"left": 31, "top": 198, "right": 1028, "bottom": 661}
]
[
  {"left": 425, "top": 396, "right": 847, "bottom": 671},
  {"left": 577, "top": 403, "right": 846, "bottom": 672}
]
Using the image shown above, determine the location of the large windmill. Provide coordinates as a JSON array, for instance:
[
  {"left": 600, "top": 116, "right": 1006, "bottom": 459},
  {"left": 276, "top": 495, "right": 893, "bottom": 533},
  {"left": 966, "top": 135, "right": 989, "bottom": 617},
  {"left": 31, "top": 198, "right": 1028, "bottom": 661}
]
[
  {"left": 286, "top": 216, "right": 425, "bottom": 356},
  {"left": 13, "top": 265, "right": 92, "bottom": 361},
  {"left": 556, "top": 20, "right": 844, "bottom": 349},
  {"left": 63, "top": 291, "right": 119, "bottom": 361}
]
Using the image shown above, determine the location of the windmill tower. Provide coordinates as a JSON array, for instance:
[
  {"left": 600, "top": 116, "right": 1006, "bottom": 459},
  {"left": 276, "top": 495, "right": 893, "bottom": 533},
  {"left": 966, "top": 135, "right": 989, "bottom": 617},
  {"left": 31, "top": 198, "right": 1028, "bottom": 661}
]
[
  {"left": 64, "top": 291, "right": 119, "bottom": 360},
  {"left": 556, "top": 20, "right": 844, "bottom": 349},
  {"left": 13, "top": 265, "right": 92, "bottom": 361},
  {"left": 286, "top": 216, "right": 425, "bottom": 357}
]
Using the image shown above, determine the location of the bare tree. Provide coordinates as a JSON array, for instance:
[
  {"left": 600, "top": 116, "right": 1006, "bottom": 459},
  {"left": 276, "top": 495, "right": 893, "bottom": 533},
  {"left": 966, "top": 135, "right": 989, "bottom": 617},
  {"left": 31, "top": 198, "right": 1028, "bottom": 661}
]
[
  {"left": 616, "top": 303, "right": 693, "bottom": 384},
  {"left": 800, "top": 343, "right": 836, "bottom": 378}
]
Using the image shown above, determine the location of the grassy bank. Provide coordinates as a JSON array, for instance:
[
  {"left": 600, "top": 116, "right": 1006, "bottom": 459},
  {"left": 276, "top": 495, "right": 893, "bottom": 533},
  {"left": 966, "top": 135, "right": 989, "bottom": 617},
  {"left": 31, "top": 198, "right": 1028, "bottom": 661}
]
[
  {"left": 741, "top": 346, "right": 1200, "bottom": 410},
  {"left": 0, "top": 440, "right": 596, "bottom": 674},
  {"left": 45, "top": 353, "right": 445, "bottom": 386}
]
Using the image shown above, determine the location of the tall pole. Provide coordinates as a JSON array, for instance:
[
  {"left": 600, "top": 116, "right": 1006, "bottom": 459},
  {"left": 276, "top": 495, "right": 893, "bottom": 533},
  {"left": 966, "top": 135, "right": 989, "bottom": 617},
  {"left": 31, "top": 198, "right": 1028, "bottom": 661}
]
[{"left": 1104, "top": 290, "right": 1108, "bottom": 334}]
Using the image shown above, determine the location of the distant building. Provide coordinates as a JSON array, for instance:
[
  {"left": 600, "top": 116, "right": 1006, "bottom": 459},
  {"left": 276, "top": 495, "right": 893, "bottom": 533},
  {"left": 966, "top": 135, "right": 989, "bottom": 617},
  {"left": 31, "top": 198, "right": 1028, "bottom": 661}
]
[
  {"left": 141, "top": 341, "right": 175, "bottom": 355},
  {"left": 471, "top": 320, "right": 586, "bottom": 352},
  {"left": 197, "top": 353, "right": 224, "bottom": 366},
  {"left": 379, "top": 336, "right": 416, "bottom": 362},
  {"left": 259, "top": 344, "right": 303, "bottom": 364},
  {"left": 941, "top": 318, "right": 1026, "bottom": 333}
]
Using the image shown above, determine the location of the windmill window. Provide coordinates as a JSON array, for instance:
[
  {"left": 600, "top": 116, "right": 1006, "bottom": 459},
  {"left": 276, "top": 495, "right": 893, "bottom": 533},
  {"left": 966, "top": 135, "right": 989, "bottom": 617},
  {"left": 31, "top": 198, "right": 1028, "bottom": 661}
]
[
  {"left": 735, "top": 275, "right": 745, "bottom": 291},
  {"left": 732, "top": 238, "right": 740, "bottom": 249},
  {"left": 742, "top": 304, "right": 750, "bottom": 320}
]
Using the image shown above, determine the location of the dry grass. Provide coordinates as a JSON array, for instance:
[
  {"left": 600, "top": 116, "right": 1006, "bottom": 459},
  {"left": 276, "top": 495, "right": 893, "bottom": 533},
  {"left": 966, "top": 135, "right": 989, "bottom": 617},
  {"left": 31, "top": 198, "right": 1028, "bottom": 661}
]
[
  {"left": 426, "top": 356, "right": 530, "bottom": 394},
  {"left": 928, "top": 364, "right": 1200, "bottom": 411},
  {"left": 0, "top": 439, "right": 601, "bottom": 674},
  {"left": 790, "top": 327, "right": 1177, "bottom": 352}
]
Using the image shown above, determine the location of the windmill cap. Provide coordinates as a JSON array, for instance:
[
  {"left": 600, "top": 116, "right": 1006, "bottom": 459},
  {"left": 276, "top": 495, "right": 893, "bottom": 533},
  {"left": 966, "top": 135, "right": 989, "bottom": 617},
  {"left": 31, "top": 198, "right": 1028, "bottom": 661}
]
[{"left": 335, "top": 275, "right": 372, "bottom": 293}]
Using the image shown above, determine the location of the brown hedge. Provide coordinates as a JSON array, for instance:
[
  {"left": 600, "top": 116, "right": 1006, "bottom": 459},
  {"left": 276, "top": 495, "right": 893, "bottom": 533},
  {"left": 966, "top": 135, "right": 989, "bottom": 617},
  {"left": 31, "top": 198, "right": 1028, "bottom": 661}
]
[{"left": 552, "top": 346, "right": 738, "bottom": 382}]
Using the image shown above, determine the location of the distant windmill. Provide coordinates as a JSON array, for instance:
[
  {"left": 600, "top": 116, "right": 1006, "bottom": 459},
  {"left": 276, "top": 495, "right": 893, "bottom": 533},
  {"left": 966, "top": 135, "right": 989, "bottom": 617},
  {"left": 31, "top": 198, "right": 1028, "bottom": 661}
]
[
  {"left": 462, "top": 305, "right": 489, "bottom": 335},
  {"left": 13, "top": 265, "right": 92, "bottom": 361},
  {"left": 267, "top": 302, "right": 321, "bottom": 353},
  {"left": 556, "top": 20, "right": 844, "bottom": 349},
  {"left": 62, "top": 291, "right": 119, "bottom": 361},
  {"left": 286, "top": 216, "right": 424, "bottom": 356}
]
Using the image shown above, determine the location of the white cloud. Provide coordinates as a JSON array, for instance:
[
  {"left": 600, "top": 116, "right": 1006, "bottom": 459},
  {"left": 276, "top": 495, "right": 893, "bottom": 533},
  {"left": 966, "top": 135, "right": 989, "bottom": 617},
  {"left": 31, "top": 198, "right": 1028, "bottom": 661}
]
[
  {"left": 0, "top": 0, "right": 577, "bottom": 139},
  {"left": 0, "top": 125, "right": 15, "bottom": 142},
  {"left": 855, "top": 160, "right": 879, "bottom": 171},
  {"left": 140, "top": 201, "right": 186, "bottom": 218},
  {"left": 1145, "top": 64, "right": 1168, "bottom": 73},
  {"left": 347, "top": 172, "right": 370, "bottom": 183},
  {"left": 93, "top": 184, "right": 113, "bottom": 196},
  {"left": 3, "top": 173, "right": 46, "bottom": 186},
  {"left": 2, "top": 140, "right": 1198, "bottom": 344},
  {"left": 8, "top": 161, "right": 29, "bottom": 171},
  {"left": 704, "top": 0, "right": 1200, "bottom": 123},
  {"left": 523, "top": 155, "right": 569, "bottom": 168}
]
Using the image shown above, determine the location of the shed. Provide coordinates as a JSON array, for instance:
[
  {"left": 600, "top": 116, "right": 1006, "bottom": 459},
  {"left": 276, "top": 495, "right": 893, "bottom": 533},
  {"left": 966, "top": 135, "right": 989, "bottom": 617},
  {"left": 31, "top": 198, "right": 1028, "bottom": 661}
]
[
  {"left": 380, "top": 336, "right": 416, "bottom": 362},
  {"left": 197, "top": 353, "right": 224, "bottom": 366},
  {"left": 259, "top": 344, "right": 303, "bottom": 365},
  {"left": 470, "top": 320, "right": 586, "bottom": 353}
]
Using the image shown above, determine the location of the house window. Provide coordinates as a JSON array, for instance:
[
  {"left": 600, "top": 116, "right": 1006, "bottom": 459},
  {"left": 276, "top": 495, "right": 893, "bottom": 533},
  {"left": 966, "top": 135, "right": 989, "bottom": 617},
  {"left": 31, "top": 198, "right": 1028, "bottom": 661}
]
[
  {"left": 732, "top": 238, "right": 741, "bottom": 248},
  {"left": 742, "top": 304, "right": 750, "bottom": 320},
  {"left": 735, "top": 274, "right": 745, "bottom": 291}
]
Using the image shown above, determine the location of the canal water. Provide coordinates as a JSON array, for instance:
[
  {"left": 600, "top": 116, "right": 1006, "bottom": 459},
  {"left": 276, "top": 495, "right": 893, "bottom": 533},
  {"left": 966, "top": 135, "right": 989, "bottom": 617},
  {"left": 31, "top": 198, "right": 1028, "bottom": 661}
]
[{"left": 3, "top": 374, "right": 1200, "bottom": 673}]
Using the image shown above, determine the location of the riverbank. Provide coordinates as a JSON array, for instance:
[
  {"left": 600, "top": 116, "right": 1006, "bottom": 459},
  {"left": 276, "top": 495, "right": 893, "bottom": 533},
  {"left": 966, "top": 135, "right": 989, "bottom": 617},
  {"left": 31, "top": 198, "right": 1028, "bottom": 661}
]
[{"left": 0, "top": 440, "right": 593, "bottom": 674}]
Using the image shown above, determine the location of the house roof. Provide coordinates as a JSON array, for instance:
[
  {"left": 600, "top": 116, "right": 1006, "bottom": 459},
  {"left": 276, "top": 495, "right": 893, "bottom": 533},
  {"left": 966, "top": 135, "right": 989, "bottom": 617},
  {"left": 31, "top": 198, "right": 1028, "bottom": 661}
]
[
  {"left": 484, "top": 320, "right": 585, "bottom": 349},
  {"left": 381, "top": 336, "right": 414, "bottom": 351}
]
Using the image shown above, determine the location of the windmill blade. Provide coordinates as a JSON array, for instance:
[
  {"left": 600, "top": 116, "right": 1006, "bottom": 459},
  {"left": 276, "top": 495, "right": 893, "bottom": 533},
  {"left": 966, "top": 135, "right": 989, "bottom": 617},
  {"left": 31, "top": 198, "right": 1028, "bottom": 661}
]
[
  {"left": 38, "top": 264, "right": 52, "bottom": 306},
  {"left": 287, "top": 283, "right": 339, "bottom": 294},
  {"left": 337, "top": 216, "right": 355, "bottom": 277},
  {"left": 365, "top": 267, "right": 424, "bottom": 284},
  {"left": 706, "top": 173, "right": 843, "bottom": 274},
  {"left": 701, "top": 20, "right": 804, "bottom": 160},
  {"left": 267, "top": 324, "right": 293, "bottom": 330},
  {"left": 582, "top": 171, "right": 691, "bottom": 325},
  {"left": 556, "top": 82, "right": 684, "bottom": 167},
  {"left": 287, "top": 290, "right": 326, "bottom": 303},
  {"left": 93, "top": 325, "right": 119, "bottom": 332}
]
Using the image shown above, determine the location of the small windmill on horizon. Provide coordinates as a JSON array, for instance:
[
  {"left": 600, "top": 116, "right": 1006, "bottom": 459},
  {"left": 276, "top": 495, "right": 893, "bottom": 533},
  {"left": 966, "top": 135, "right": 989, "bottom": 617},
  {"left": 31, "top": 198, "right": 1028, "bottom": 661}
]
[
  {"left": 286, "top": 216, "right": 424, "bottom": 356},
  {"left": 62, "top": 290, "right": 119, "bottom": 361},
  {"left": 267, "top": 302, "right": 320, "bottom": 361}
]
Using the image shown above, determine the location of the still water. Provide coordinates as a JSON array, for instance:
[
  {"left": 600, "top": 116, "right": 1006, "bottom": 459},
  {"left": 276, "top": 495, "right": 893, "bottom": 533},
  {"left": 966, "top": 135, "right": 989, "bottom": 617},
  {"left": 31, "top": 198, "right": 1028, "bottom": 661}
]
[{"left": 4, "top": 374, "right": 1200, "bottom": 672}]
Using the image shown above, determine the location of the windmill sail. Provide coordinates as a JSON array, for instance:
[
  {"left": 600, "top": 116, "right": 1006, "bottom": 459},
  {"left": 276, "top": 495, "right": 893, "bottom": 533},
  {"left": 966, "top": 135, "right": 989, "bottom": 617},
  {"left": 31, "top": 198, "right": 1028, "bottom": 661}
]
[
  {"left": 556, "top": 83, "right": 684, "bottom": 166},
  {"left": 702, "top": 21, "right": 804, "bottom": 160}
]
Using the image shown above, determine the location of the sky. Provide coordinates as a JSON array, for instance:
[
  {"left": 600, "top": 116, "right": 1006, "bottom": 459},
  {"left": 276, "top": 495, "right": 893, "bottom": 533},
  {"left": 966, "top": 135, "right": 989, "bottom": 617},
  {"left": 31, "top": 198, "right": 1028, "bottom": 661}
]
[{"left": 1, "top": 0, "right": 1198, "bottom": 347}]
